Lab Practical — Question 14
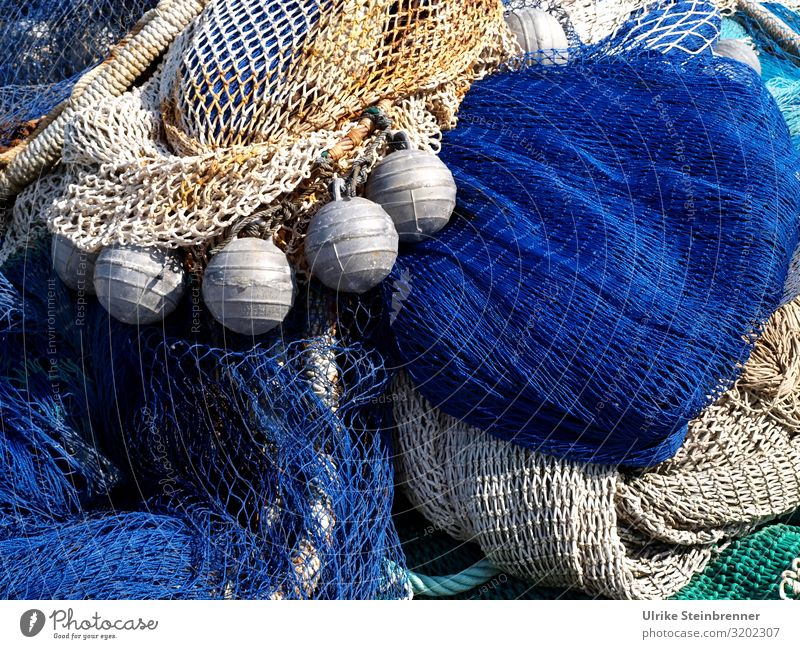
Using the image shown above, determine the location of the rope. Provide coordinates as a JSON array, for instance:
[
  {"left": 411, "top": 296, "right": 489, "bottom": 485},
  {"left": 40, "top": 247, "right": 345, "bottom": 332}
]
[
  {"left": 779, "top": 557, "right": 800, "bottom": 600},
  {"left": 207, "top": 202, "right": 296, "bottom": 257},
  {"left": 318, "top": 100, "right": 393, "bottom": 166},
  {"left": 402, "top": 559, "right": 501, "bottom": 598},
  {"left": 0, "top": 0, "right": 208, "bottom": 199},
  {"left": 738, "top": 0, "right": 800, "bottom": 57}
]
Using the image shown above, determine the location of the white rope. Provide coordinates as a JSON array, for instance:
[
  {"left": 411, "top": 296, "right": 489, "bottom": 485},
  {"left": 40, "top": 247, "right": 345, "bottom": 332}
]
[{"left": 779, "top": 557, "right": 800, "bottom": 600}]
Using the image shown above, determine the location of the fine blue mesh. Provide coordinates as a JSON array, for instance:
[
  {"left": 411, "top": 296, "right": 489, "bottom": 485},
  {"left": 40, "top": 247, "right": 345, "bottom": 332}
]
[
  {"left": 0, "top": 242, "right": 406, "bottom": 599},
  {"left": 0, "top": 513, "right": 212, "bottom": 599},
  {"left": 385, "top": 50, "right": 800, "bottom": 467}
]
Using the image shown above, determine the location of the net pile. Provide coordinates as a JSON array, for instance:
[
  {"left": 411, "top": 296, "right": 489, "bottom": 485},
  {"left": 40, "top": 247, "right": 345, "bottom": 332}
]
[
  {"left": 0, "top": 241, "right": 407, "bottom": 599},
  {"left": 393, "top": 284, "right": 800, "bottom": 599},
  {"left": 1, "top": 0, "right": 517, "bottom": 262},
  {"left": 385, "top": 44, "right": 800, "bottom": 468},
  {"left": 396, "top": 503, "right": 800, "bottom": 600},
  {"left": 389, "top": 1, "right": 800, "bottom": 600},
  {"left": 722, "top": 6, "right": 800, "bottom": 307},
  {"left": 727, "top": 10, "right": 793, "bottom": 124},
  {"left": 3, "top": 0, "right": 800, "bottom": 602}
]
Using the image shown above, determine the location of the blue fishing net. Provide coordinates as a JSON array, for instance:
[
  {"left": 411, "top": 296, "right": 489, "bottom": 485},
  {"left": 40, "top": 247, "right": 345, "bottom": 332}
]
[
  {"left": 0, "top": 242, "right": 407, "bottom": 599},
  {"left": 384, "top": 48, "right": 800, "bottom": 467},
  {"left": 0, "top": 513, "right": 213, "bottom": 599},
  {"left": 504, "top": 0, "right": 721, "bottom": 55},
  {"left": 4, "top": 0, "right": 800, "bottom": 600}
]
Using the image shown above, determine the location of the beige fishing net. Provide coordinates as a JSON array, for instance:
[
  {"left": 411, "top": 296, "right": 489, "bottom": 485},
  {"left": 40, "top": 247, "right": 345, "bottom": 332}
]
[
  {"left": 0, "top": 0, "right": 516, "bottom": 260},
  {"left": 393, "top": 297, "right": 800, "bottom": 600}
]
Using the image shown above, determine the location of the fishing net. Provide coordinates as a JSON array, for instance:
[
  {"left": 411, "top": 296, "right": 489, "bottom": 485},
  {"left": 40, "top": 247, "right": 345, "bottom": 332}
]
[
  {"left": 504, "top": 0, "right": 734, "bottom": 45},
  {"left": 718, "top": 6, "right": 800, "bottom": 305},
  {"left": 393, "top": 283, "right": 800, "bottom": 598},
  {"left": 0, "top": 0, "right": 157, "bottom": 151},
  {"left": 3, "top": 0, "right": 800, "bottom": 603},
  {"left": 728, "top": 7, "right": 800, "bottom": 144},
  {"left": 0, "top": 240, "right": 408, "bottom": 599},
  {"left": 395, "top": 495, "right": 590, "bottom": 599},
  {"left": 0, "top": 0, "right": 517, "bottom": 263},
  {"left": 396, "top": 505, "right": 800, "bottom": 600},
  {"left": 674, "top": 524, "right": 800, "bottom": 600},
  {"left": 389, "top": 1, "right": 800, "bottom": 600},
  {"left": 385, "top": 40, "right": 800, "bottom": 468},
  {"left": 0, "top": 1, "right": 512, "bottom": 599},
  {"left": 0, "top": 513, "right": 214, "bottom": 599},
  {"left": 608, "top": 0, "right": 722, "bottom": 55}
]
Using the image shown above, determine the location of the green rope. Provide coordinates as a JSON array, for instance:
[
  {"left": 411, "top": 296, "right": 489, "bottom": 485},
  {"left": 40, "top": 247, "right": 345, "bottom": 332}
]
[{"left": 404, "top": 559, "right": 502, "bottom": 598}]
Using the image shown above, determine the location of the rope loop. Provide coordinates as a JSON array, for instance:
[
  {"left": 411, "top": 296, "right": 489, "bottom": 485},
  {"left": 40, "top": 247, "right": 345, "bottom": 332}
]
[{"left": 208, "top": 201, "right": 296, "bottom": 257}]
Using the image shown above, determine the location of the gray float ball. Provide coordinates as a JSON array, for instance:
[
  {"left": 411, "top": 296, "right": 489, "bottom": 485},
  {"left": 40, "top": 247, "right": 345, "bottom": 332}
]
[
  {"left": 365, "top": 149, "right": 457, "bottom": 243},
  {"left": 305, "top": 196, "right": 399, "bottom": 294},
  {"left": 94, "top": 245, "right": 186, "bottom": 325},
  {"left": 202, "top": 237, "right": 296, "bottom": 336},
  {"left": 713, "top": 39, "right": 761, "bottom": 75},
  {"left": 51, "top": 234, "right": 98, "bottom": 294},
  {"left": 506, "top": 8, "right": 568, "bottom": 64}
]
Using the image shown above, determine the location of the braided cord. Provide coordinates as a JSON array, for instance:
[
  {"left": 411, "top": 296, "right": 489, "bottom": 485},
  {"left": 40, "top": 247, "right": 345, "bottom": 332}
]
[
  {"left": 403, "top": 559, "right": 501, "bottom": 598},
  {"left": 207, "top": 202, "right": 296, "bottom": 256}
]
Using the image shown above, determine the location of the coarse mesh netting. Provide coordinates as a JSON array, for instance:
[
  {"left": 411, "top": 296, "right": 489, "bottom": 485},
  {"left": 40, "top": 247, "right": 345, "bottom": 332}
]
[
  {"left": 0, "top": 0, "right": 741, "bottom": 265},
  {"left": 167, "top": 0, "right": 506, "bottom": 149},
  {"left": 503, "top": 0, "right": 735, "bottom": 45},
  {"left": 3, "top": 0, "right": 800, "bottom": 602},
  {"left": 0, "top": 239, "right": 408, "bottom": 599},
  {"left": 386, "top": 1, "right": 800, "bottom": 599},
  {"left": 608, "top": 0, "right": 720, "bottom": 54},
  {"left": 396, "top": 507, "right": 800, "bottom": 600}
]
